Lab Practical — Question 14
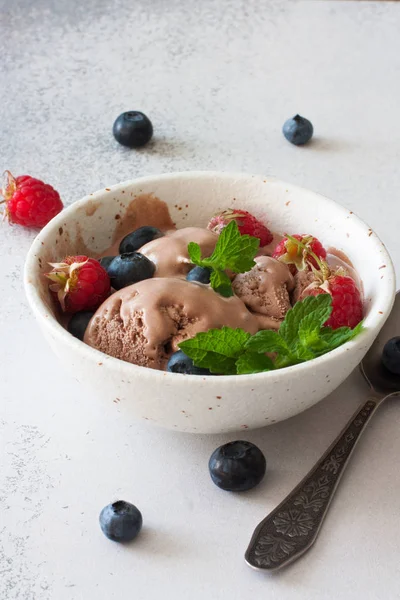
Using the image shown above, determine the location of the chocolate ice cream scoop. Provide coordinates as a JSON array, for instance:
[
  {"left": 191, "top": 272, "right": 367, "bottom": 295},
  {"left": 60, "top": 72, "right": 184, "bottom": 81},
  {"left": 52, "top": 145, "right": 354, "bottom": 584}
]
[
  {"left": 84, "top": 277, "right": 259, "bottom": 371},
  {"left": 291, "top": 270, "right": 317, "bottom": 304},
  {"left": 232, "top": 256, "right": 294, "bottom": 321},
  {"left": 139, "top": 227, "right": 218, "bottom": 278}
]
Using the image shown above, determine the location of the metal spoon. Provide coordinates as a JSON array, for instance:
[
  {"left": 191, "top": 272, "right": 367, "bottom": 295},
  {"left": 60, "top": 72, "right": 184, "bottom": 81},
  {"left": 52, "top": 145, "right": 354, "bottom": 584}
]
[{"left": 245, "top": 292, "right": 400, "bottom": 572}]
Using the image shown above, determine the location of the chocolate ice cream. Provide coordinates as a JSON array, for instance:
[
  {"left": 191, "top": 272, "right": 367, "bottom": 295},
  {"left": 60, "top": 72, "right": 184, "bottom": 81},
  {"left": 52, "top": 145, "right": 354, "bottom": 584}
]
[
  {"left": 99, "top": 225, "right": 218, "bottom": 279},
  {"left": 84, "top": 278, "right": 259, "bottom": 370},
  {"left": 50, "top": 191, "right": 364, "bottom": 374},
  {"left": 232, "top": 256, "right": 294, "bottom": 323},
  {"left": 291, "top": 270, "right": 317, "bottom": 304},
  {"left": 134, "top": 227, "right": 218, "bottom": 278}
]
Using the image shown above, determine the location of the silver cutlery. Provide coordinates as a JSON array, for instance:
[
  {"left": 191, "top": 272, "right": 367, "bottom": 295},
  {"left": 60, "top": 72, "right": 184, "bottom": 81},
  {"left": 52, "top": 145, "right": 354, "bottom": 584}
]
[{"left": 245, "top": 292, "right": 400, "bottom": 572}]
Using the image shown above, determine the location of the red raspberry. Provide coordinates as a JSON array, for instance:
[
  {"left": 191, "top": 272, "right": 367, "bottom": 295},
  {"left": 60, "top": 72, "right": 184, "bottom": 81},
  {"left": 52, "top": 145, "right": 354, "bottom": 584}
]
[
  {"left": 207, "top": 208, "right": 273, "bottom": 246},
  {"left": 46, "top": 255, "right": 110, "bottom": 313},
  {"left": 1, "top": 170, "right": 63, "bottom": 228},
  {"left": 305, "top": 275, "right": 363, "bottom": 329},
  {"left": 273, "top": 234, "right": 327, "bottom": 274}
]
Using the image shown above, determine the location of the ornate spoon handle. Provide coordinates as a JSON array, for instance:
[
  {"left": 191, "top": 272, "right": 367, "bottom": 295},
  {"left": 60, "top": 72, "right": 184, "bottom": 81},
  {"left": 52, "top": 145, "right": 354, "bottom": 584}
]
[{"left": 245, "top": 399, "right": 378, "bottom": 571}]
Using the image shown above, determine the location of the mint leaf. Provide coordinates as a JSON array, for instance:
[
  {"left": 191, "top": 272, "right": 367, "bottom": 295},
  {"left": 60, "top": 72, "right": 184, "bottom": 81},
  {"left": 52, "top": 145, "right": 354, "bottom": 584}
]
[
  {"left": 209, "top": 220, "right": 259, "bottom": 273},
  {"left": 297, "top": 295, "right": 333, "bottom": 348},
  {"left": 280, "top": 294, "right": 332, "bottom": 348},
  {"left": 289, "top": 345, "right": 316, "bottom": 362},
  {"left": 245, "top": 330, "right": 291, "bottom": 355},
  {"left": 188, "top": 242, "right": 202, "bottom": 265},
  {"left": 177, "top": 297, "right": 365, "bottom": 375},
  {"left": 187, "top": 221, "right": 259, "bottom": 296},
  {"left": 178, "top": 327, "right": 251, "bottom": 374},
  {"left": 225, "top": 237, "right": 259, "bottom": 272},
  {"left": 317, "top": 321, "right": 364, "bottom": 354},
  {"left": 210, "top": 269, "right": 233, "bottom": 297},
  {"left": 241, "top": 295, "right": 339, "bottom": 367},
  {"left": 236, "top": 352, "right": 274, "bottom": 374},
  {"left": 208, "top": 220, "right": 240, "bottom": 261}
]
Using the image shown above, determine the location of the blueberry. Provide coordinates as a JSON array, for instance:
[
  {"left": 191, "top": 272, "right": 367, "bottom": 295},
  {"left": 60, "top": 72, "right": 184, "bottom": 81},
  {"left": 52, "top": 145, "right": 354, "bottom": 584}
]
[
  {"left": 381, "top": 337, "right": 400, "bottom": 376},
  {"left": 167, "top": 350, "right": 212, "bottom": 375},
  {"left": 282, "top": 114, "right": 313, "bottom": 146},
  {"left": 113, "top": 111, "right": 153, "bottom": 148},
  {"left": 186, "top": 266, "right": 212, "bottom": 284},
  {"left": 99, "top": 500, "right": 143, "bottom": 542},
  {"left": 99, "top": 256, "right": 115, "bottom": 272},
  {"left": 119, "top": 226, "right": 164, "bottom": 254},
  {"left": 107, "top": 252, "right": 155, "bottom": 290},
  {"left": 67, "top": 311, "right": 94, "bottom": 341},
  {"left": 209, "top": 440, "right": 266, "bottom": 492}
]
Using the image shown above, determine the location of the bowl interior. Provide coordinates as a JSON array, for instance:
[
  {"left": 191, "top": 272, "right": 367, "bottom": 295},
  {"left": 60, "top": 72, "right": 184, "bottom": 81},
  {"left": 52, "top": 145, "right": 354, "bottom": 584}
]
[{"left": 25, "top": 172, "right": 394, "bottom": 333}]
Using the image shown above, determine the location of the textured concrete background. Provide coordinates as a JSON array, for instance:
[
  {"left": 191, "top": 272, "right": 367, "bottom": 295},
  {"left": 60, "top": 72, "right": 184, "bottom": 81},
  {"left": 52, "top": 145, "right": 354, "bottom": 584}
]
[{"left": 1, "top": 1, "right": 400, "bottom": 599}]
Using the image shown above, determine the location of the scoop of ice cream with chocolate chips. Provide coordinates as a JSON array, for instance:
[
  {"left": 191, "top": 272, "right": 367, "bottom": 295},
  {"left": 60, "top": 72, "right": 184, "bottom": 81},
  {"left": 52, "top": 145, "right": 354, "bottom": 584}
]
[
  {"left": 138, "top": 227, "right": 218, "bottom": 278},
  {"left": 84, "top": 277, "right": 259, "bottom": 370},
  {"left": 232, "top": 256, "right": 294, "bottom": 326}
]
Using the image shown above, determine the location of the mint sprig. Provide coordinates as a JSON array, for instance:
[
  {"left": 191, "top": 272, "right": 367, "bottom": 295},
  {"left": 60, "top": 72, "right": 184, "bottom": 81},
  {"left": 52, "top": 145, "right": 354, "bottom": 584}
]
[
  {"left": 178, "top": 295, "right": 364, "bottom": 375},
  {"left": 188, "top": 221, "right": 259, "bottom": 297},
  {"left": 248, "top": 294, "right": 334, "bottom": 368},
  {"left": 235, "top": 352, "right": 275, "bottom": 375},
  {"left": 178, "top": 327, "right": 252, "bottom": 374}
]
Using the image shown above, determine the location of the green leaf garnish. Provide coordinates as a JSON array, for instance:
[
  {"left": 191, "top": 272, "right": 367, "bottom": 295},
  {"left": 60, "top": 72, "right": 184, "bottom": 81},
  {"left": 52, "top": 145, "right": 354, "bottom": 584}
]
[
  {"left": 236, "top": 352, "right": 275, "bottom": 375},
  {"left": 187, "top": 242, "right": 202, "bottom": 264},
  {"left": 316, "top": 321, "right": 364, "bottom": 354},
  {"left": 245, "top": 329, "right": 291, "bottom": 355},
  {"left": 210, "top": 269, "right": 234, "bottom": 297},
  {"left": 279, "top": 294, "right": 332, "bottom": 347},
  {"left": 179, "top": 327, "right": 252, "bottom": 374},
  {"left": 188, "top": 220, "right": 259, "bottom": 297},
  {"left": 178, "top": 294, "right": 365, "bottom": 375}
]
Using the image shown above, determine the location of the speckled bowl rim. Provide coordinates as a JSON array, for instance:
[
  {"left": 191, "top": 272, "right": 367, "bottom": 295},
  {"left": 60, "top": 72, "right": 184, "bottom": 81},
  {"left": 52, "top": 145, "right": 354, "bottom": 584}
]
[{"left": 24, "top": 171, "right": 396, "bottom": 386}]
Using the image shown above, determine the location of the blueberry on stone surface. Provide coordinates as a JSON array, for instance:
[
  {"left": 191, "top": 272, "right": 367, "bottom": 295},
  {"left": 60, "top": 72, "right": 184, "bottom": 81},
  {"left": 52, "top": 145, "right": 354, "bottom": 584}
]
[
  {"left": 113, "top": 111, "right": 153, "bottom": 148},
  {"left": 186, "top": 266, "right": 212, "bottom": 284},
  {"left": 381, "top": 337, "right": 400, "bottom": 376},
  {"left": 208, "top": 440, "right": 266, "bottom": 492},
  {"left": 99, "top": 500, "right": 143, "bottom": 542},
  {"left": 167, "top": 350, "right": 212, "bottom": 375},
  {"left": 67, "top": 311, "right": 94, "bottom": 341},
  {"left": 282, "top": 114, "right": 313, "bottom": 145},
  {"left": 119, "top": 226, "right": 164, "bottom": 254},
  {"left": 107, "top": 253, "right": 155, "bottom": 290}
]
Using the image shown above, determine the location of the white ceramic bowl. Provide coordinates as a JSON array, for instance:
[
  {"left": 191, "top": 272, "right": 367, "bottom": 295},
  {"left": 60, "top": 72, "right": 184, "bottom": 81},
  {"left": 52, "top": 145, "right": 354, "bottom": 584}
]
[{"left": 24, "top": 172, "right": 395, "bottom": 434}]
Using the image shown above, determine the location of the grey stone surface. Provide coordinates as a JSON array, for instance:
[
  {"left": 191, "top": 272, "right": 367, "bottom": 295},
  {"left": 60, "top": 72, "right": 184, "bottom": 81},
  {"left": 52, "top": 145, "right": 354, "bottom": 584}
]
[{"left": 1, "top": 1, "right": 400, "bottom": 599}]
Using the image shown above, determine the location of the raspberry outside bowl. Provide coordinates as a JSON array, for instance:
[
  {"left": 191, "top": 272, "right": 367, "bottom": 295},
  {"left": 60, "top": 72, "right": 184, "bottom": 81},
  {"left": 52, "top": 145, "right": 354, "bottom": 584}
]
[{"left": 24, "top": 172, "right": 395, "bottom": 434}]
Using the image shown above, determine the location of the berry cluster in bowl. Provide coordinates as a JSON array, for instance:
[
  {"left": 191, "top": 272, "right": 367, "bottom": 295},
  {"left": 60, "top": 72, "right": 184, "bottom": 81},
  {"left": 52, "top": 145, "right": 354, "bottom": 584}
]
[{"left": 44, "top": 202, "right": 365, "bottom": 376}]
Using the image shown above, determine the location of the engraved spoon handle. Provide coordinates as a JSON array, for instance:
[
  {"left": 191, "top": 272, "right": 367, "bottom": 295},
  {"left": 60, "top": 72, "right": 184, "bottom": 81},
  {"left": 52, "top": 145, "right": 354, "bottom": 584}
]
[{"left": 245, "top": 399, "right": 379, "bottom": 571}]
